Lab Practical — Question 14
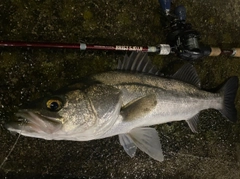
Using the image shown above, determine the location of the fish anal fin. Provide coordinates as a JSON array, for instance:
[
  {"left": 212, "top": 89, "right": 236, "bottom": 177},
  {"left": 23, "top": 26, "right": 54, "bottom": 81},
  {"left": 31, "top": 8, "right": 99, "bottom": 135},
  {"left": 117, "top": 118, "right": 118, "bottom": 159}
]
[
  {"left": 121, "top": 94, "right": 157, "bottom": 122},
  {"left": 186, "top": 114, "right": 199, "bottom": 133}
]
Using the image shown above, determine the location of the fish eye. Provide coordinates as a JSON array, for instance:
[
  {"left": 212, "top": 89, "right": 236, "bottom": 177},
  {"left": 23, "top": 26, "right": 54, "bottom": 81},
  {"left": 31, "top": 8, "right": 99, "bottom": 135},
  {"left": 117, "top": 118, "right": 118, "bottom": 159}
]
[{"left": 46, "top": 99, "right": 63, "bottom": 111}]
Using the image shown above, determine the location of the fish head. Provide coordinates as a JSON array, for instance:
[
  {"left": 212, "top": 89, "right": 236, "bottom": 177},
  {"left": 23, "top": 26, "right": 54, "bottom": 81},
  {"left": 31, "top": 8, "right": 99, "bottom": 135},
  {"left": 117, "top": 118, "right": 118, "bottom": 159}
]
[
  {"left": 5, "top": 83, "right": 122, "bottom": 141},
  {"left": 5, "top": 89, "right": 100, "bottom": 140}
]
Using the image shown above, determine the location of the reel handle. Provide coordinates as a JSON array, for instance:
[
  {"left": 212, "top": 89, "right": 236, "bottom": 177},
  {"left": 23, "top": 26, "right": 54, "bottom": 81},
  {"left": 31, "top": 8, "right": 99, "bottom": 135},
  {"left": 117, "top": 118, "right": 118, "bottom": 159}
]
[
  {"left": 174, "top": 5, "right": 186, "bottom": 21},
  {"left": 159, "top": 0, "right": 171, "bottom": 15}
]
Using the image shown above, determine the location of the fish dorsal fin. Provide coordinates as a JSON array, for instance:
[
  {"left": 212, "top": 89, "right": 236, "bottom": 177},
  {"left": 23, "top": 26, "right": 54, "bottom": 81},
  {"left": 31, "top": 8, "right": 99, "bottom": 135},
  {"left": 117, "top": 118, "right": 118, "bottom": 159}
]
[
  {"left": 117, "top": 52, "right": 160, "bottom": 75},
  {"left": 172, "top": 63, "right": 201, "bottom": 88}
]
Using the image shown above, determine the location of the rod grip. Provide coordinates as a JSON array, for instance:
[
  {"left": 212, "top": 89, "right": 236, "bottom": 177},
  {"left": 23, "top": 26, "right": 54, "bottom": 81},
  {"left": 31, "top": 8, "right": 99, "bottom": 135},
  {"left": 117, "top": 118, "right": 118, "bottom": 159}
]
[
  {"left": 232, "top": 48, "right": 240, "bottom": 57},
  {"left": 209, "top": 47, "right": 221, "bottom": 56}
]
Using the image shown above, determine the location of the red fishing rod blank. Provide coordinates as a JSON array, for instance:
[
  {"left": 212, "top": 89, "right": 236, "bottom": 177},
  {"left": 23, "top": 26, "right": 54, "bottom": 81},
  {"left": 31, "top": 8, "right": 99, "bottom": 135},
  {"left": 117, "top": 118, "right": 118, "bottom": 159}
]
[{"left": 0, "top": 41, "right": 172, "bottom": 55}]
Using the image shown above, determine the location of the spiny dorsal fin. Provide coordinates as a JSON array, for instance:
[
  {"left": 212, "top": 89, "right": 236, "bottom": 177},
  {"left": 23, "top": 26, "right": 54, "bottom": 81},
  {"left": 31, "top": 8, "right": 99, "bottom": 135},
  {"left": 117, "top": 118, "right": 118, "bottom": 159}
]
[
  {"left": 172, "top": 63, "right": 201, "bottom": 88},
  {"left": 117, "top": 52, "right": 160, "bottom": 75}
]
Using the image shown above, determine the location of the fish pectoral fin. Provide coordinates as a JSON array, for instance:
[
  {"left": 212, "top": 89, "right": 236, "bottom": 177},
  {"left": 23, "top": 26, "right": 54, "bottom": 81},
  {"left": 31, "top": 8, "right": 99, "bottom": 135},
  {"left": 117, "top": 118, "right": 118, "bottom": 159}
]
[
  {"left": 186, "top": 114, "right": 199, "bottom": 133},
  {"left": 121, "top": 94, "right": 157, "bottom": 122},
  {"left": 119, "top": 127, "right": 164, "bottom": 162},
  {"left": 119, "top": 134, "right": 137, "bottom": 157}
]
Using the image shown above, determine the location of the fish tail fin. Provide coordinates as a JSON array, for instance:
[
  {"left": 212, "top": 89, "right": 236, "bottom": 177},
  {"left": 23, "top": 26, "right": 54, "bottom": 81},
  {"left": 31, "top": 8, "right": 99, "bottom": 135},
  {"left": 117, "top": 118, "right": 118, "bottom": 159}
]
[{"left": 219, "top": 76, "right": 238, "bottom": 122}]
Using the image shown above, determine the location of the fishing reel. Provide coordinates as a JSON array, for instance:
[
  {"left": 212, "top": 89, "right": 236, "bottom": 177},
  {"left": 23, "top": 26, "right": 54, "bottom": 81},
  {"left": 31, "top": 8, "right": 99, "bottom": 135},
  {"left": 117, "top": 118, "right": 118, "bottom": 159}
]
[
  {"left": 162, "top": 4, "right": 208, "bottom": 60},
  {"left": 167, "top": 18, "right": 203, "bottom": 60}
]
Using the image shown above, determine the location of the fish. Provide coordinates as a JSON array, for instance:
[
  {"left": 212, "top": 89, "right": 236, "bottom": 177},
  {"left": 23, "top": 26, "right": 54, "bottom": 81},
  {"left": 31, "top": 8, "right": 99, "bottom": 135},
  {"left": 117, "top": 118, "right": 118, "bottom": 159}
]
[{"left": 5, "top": 52, "right": 238, "bottom": 162}]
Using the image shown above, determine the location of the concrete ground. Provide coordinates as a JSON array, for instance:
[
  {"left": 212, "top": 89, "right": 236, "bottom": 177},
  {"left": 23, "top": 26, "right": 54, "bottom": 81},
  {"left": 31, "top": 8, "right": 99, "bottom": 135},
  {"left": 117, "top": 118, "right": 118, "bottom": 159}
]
[{"left": 1, "top": 0, "right": 240, "bottom": 178}]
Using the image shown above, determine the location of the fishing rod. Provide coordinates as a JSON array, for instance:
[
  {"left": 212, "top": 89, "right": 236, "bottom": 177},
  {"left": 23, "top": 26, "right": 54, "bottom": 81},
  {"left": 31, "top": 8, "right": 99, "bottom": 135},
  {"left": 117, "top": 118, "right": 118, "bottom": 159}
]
[
  {"left": 0, "top": 41, "right": 171, "bottom": 55},
  {"left": 0, "top": 0, "right": 240, "bottom": 60},
  {"left": 0, "top": 41, "right": 239, "bottom": 58}
]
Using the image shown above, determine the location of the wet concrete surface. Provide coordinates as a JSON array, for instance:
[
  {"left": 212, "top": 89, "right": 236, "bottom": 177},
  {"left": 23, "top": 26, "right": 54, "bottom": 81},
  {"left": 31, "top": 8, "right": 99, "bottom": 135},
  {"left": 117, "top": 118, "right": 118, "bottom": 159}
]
[{"left": 1, "top": 0, "right": 240, "bottom": 178}]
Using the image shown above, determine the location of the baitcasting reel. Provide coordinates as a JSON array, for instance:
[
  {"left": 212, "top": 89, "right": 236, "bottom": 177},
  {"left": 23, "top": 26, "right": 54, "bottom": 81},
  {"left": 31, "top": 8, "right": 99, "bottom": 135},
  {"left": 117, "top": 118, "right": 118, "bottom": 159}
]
[{"left": 165, "top": 5, "right": 207, "bottom": 61}]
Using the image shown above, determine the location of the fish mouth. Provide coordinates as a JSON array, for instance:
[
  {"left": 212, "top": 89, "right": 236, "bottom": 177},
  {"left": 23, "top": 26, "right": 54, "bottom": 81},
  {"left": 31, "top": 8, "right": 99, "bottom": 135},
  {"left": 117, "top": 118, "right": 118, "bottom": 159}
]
[{"left": 5, "top": 109, "right": 63, "bottom": 135}]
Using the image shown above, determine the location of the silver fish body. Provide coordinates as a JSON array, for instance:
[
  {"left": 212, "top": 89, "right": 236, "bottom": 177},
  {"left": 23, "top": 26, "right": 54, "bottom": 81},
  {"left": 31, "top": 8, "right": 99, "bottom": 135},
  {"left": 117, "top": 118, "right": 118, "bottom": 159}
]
[
  {"left": 94, "top": 71, "right": 221, "bottom": 136},
  {"left": 5, "top": 52, "right": 238, "bottom": 162}
]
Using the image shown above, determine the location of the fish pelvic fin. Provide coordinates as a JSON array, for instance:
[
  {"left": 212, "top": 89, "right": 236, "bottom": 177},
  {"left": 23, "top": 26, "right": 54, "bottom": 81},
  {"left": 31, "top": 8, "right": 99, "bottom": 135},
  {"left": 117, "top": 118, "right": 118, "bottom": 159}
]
[
  {"left": 219, "top": 76, "right": 239, "bottom": 122},
  {"left": 119, "top": 134, "right": 137, "bottom": 158},
  {"left": 119, "top": 127, "right": 164, "bottom": 162}
]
